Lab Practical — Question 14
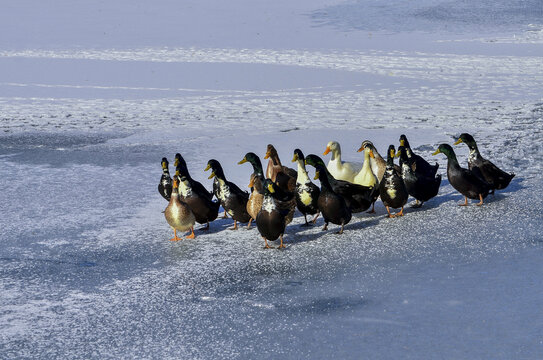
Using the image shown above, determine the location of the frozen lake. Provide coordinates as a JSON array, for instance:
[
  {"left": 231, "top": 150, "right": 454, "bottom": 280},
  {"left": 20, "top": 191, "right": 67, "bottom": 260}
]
[{"left": 1, "top": 0, "right": 542, "bottom": 358}]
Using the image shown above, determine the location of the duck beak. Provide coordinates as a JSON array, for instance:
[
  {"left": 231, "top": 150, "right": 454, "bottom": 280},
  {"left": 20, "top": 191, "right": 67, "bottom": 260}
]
[
  {"left": 356, "top": 146, "right": 363, "bottom": 153},
  {"left": 400, "top": 139, "right": 405, "bottom": 147},
  {"left": 291, "top": 154, "right": 298, "bottom": 162},
  {"left": 369, "top": 150, "right": 375, "bottom": 158},
  {"left": 267, "top": 183, "right": 275, "bottom": 193},
  {"left": 390, "top": 150, "right": 395, "bottom": 158},
  {"left": 162, "top": 161, "right": 168, "bottom": 169},
  {"left": 453, "top": 139, "right": 463, "bottom": 145},
  {"left": 323, "top": 146, "right": 331, "bottom": 156},
  {"left": 395, "top": 150, "right": 401, "bottom": 158},
  {"left": 314, "top": 171, "right": 320, "bottom": 180},
  {"left": 208, "top": 172, "right": 216, "bottom": 179},
  {"left": 238, "top": 157, "right": 247, "bottom": 165},
  {"left": 264, "top": 151, "right": 271, "bottom": 159},
  {"left": 432, "top": 149, "right": 441, "bottom": 156}
]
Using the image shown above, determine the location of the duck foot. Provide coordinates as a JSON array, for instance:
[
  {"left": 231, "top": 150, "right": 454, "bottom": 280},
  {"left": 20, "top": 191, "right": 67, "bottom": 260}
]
[
  {"left": 264, "top": 238, "right": 272, "bottom": 249},
  {"left": 459, "top": 196, "right": 469, "bottom": 206},
  {"left": 185, "top": 227, "right": 195, "bottom": 239},
  {"left": 169, "top": 229, "right": 183, "bottom": 241},
  {"left": 410, "top": 201, "right": 423, "bottom": 208},
  {"left": 476, "top": 194, "right": 484, "bottom": 206}
]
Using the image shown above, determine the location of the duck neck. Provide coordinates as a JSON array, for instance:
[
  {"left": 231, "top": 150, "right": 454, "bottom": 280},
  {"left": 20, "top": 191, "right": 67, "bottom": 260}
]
[
  {"left": 262, "top": 194, "right": 277, "bottom": 212},
  {"left": 296, "top": 160, "right": 310, "bottom": 185},
  {"left": 445, "top": 152, "right": 461, "bottom": 170}
]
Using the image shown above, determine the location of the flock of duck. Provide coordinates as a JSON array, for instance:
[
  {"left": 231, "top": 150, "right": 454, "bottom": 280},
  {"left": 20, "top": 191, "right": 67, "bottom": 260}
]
[{"left": 159, "top": 133, "right": 515, "bottom": 249}]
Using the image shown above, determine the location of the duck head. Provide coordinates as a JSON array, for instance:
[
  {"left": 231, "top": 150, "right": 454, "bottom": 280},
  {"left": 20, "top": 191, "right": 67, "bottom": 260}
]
[
  {"left": 399, "top": 134, "right": 410, "bottom": 149},
  {"left": 204, "top": 159, "right": 225, "bottom": 180},
  {"left": 454, "top": 133, "right": 477, "bottom": 149},
  {"left": 323, "top": 141, "right": 340, "bottom": 157}
]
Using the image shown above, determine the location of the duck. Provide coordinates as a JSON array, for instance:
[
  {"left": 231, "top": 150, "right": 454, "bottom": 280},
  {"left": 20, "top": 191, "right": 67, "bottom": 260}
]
[
  {"left": 205, "top": 159, "right": 251, "bottom": 229},
  {"left": 397, "top": 146, "right": 441, "bottom": 208},
  {"left": 256, "top": 179, "right": 290, "bottom": 249},
  {"left": 379, "top": 145, "right": 409, "bottom": 218},
  {"left": 432, "top": 144, "right": 491, "bottom": 206},
  {"left": 454, "top": 133, "right": 515, "bottom": 193},
  {"left": 291, "top": 149, "right": 320, "bottom": 226},
  {"left": 176, "top": 166, "right": 219, "bottom": 231},
  {"left": 238, "top": 152, "right": 265, "bottom": 229},
  {"left": 353, "top": 145, "right": 381, "bottom": 213},
  {"left": 173, "top": 153, "right": 214, "bottom": 201},
  {"left": 264, "top": 144, "right": 297, "bottom": 193},
  {"left": 158, "top": 157, "right": 173, "bottom": 201},
  {"left": 359, "top": 140, "right": 401, "bottom": 182},
  {"left": 305, "top": 154, "right": 373, "bottom": 213},
  {"left": 313, "top": 165, "right": 352, "bottom": 234},
  {"left": 323, "top": 140, "right": 362, "bottom": 183},
  {"left": 164, "top": 176, "right": 196, "bottom": 241},
  {"left": 399, "top": 135, "right": 439, "bottom": 177}
]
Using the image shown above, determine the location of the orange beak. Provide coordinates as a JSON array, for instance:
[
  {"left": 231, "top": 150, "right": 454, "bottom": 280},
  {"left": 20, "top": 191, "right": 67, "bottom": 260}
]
[
  {"left": 323, "top": 146, "right": 331, "bottom": 156},
  {"left": 357, "top": 146, "right": 363, "bottom": 153}
]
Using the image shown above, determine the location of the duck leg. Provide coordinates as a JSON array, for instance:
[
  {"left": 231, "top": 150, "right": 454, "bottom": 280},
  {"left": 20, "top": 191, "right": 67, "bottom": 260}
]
[
  {"left": 229, "top": 220, "right": 238, "bottom": 230},
  {"left": 385, "top": 206, "right": 396, "bottom": 218},
  {"left": 185, "top": 227, "right": 195, "bottom": 239},
  {"left": 476, "top": 194, "right": 484, "bottom": 206},
  {"left": 311, "top": 212, "right": 320, "bottom": 224},
  {"left": 322, "top": 222, "right": 328, "bottom": 231},
  {"left": 337, "top": 222, "right": 345, "bottom": 234},
  {"left": 301, "top": 214, "right": 310, "bottom": 227},
  {"left": 169, "top": 229, "right": 182, "bottom": 241},
  {"left": 396, "top": 207, "right": 405, "bottom": 217},
  {"left": 367, "top": 202, "right": 376, "bottom": 214},
  {"left": 278, "top": 235, "right": 285, "bottom": 249},
  {"left": 263, "top": 237, "right": 272, "bottom": 249},
  {"left": 246, "top": 218, "right": 253, "bottom": 229},
  {"left": 411, "top": 200, "right": 422, "bottom": 208},
  {"left": 459, "top": 196, "right": 469, "bottom": 206}
]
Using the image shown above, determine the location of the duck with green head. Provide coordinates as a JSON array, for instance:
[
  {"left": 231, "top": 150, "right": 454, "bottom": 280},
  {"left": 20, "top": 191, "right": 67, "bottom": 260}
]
[
  {"left": 305, "top": 154, "right": 373, "bottom": 213},
  {"left": 397, "top": 146, "right": 441, "bottom": 208},
  {"left": 158, "top": 157, "right": 173, "bottom": 201},
  {"left": 454, "top": 133, "right": 515, "bottom": 193},
  {"left": 256, "top": 179, "right": 290, "bottom": 249},
  {"left": 292, "top": 149, "right": 320, "bottom": 226},
  {"left": 205, "top": 159, "right": 251, "bottom": 229},
  {"left": 314, "top": 165, "right": 352, "bottom": 234},
  {"left": 176, "top": 165, "right": 219, "bottom": 231},
  {"left": 433, "top": 143, "right": 490, "bottom": 206},
  {"left": 379, "top": 145, "right": 409, "bottom": 217},
  {"left": 238, "top": 152, "right": 265, "bottom": 229},
  {"left": 399, "top": 134, "right": 439, "bottom": 177}
]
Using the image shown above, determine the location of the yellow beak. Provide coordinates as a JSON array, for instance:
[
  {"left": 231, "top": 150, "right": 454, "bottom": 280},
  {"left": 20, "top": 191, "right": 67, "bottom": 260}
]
[
  {"left": 267, "top": 183, "right": 275, "bottom": 193},
  {"left": 400, "top": 139, "right": 405, "bottom": 146},
  {"left": 395, "top": 150, "right": 401, "bottom": 158},
  {"left": 291, "top": 154, "right": 298, "bottom": 162},
  {"left": 238, "top": 157, "right": 247, "bottom": 165},
  {"left": 208, "top": 172, "right": 216, "bottom": 179},
  {"left": 453, "top": 139, "right": 463, "bottom": 145},
  {"left": 264, "top": 151, "right": 271, "bottom": 159},
  {"left": 390, "top": 150, "right": 395, "bottom": 158},
  {"left": 314, "top": 171, "right": 320, "bottom": 180},
  {"left": 432, "top": 149, "right": 441, "bottom": 156},
  {"left": 162, "top": 162, "right": 167, "bottom": 169},
  {"left": 323, "top": 146, "right": 331, "bottom": 156}
]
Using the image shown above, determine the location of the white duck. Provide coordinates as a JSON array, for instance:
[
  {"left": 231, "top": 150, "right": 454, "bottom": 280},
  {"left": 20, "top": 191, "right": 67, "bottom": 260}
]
[
  {"left": 323, "top": 140, "right": 362, "bottom": 183},
  {"left": 353, "top": 146, "right": 378, "bottom": 188}
]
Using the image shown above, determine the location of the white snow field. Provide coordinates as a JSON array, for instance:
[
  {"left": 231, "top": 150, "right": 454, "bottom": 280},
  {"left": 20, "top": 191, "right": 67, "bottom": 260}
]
[{"left": 1, "top": 0, "right": 542, "bottom": 358}]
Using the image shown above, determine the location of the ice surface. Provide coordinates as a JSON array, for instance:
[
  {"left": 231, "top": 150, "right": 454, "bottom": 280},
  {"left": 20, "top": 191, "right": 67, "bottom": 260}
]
[{"left": 1, "top": 0, "right": 542, "bottom": 359}]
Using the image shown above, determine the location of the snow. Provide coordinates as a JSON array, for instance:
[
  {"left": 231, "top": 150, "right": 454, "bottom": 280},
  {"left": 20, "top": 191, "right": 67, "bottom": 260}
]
[{"left": 1, "top": 0, "right": 543, "bottom": 358}]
